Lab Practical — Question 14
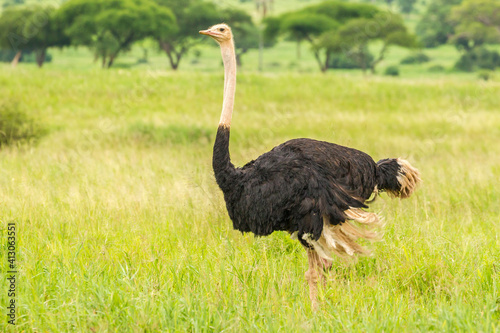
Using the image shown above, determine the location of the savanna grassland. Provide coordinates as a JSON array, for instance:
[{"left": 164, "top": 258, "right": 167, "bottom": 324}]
[{"left": 0, "top": 66, "right": 499, "bottom": 332}]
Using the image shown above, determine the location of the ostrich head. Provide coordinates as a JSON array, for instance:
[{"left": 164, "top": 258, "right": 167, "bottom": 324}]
[{"left": 199, "top": 23, "right": 233, "bottom": 44}]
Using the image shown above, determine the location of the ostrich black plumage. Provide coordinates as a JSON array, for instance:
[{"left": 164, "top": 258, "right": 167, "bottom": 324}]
[{"left": 200, "top": 24, "right": 421, "bottom": 309}]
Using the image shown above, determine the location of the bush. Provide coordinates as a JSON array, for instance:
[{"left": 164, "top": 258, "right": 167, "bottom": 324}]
[
  {"left": 455, "top": 47, "right": 500, "bottom": 72},
  {"left": 328, "top": 50, "right": 374, "bottom": 70},
  {"left": 477, "top": 70, "right": 493, "bottom": 81},
  {"left": 21, "top": 52, "right": 53, "bottom": 63},
  {"left": 428, "top": 64, "right": 445, "bottom": 72},
  {"left": 0, "top": 102, "right": 45, "bottom": 148},
  {"left": 400, "top": 52, "right": 430, "bottom": 64},
  {"left": 384, "top": 65, "right": 400, "bottom": 76}
]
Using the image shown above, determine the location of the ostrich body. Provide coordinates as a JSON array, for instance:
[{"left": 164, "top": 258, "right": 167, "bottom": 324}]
[{"left": 200, "top": 24, "right": 420, "bottom": 309}]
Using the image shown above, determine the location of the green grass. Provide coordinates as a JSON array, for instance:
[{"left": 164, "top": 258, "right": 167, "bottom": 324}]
[
  {"left": 43, "top": 40, "right": 498, "bottom": 80},
  {"left": 0, "top": 66, "right": 499, "bottom": 332}
]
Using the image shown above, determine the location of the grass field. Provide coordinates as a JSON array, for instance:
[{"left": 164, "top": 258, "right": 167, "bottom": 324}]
[
  {"left": 38, "top": 40, "right": 500, "bottom": 85},
  {"left": 0, "top": 66, "right": 499, "bottom": 332}
]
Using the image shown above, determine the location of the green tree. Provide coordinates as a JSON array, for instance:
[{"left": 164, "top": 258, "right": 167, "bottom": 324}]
[
  {"left": 416, "top": 0, "right": 462, "bottom": 48},
  {"left": 314, "top": 12, "right": 416, "bottom": 73},
  {"left": 155, "top": 1, "right": 259, "bottom": 69},
  {"left": 0, "top": 5, "right": 69, "bottom": 67},
  {"left": 58, "top": 0, "right": 176, "bottom": 68},
  {"left": 263, "top": 16, "right": 281, "bottom": 46},
  {"left": 156, "top": 0, "right": 219, "bottom": 70},
  {"left": 311, "top": 32, "right": 343, "bottom": 72},
  {"left": 220, "top": 8, "right": 260, "bottom": 67},
  {"left": 397, "top": 0, "right": 417, "bottom": 14},
  {"left": 2, "top": 0, "right": 24, "bottom": 8},
  {"left": 281, "top": 13, "right": 338, "bottom": 59},
  {"left": 449, "top": 0, "right": 500, "bottom": 71},
  {"left": 449, "top": 0, "right": 500, "bottom": 51},
  {"left": 264, "top": 1, "right": 380, "bottom": 70},
  {"left": 300, "top": 1, "right": 379, "bottom": 23},
  {"left": 233, "top": 23, "right": 260, "bottom": 67}
]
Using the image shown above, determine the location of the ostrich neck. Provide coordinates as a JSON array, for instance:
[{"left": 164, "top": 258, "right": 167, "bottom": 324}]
[
  {"left": 213, "top": 38, "right": 238, "bottom": 190},
  {"left": 220, "top": 39, "right": 236, "bottom": 127}
]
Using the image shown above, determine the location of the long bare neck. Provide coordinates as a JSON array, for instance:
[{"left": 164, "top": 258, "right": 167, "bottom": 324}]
[
  {"left": 213, "top": 37, "right": 238, "bottom": 190},
  {"left": 219, "top": 39, "right": 236, "bottom": 127}
]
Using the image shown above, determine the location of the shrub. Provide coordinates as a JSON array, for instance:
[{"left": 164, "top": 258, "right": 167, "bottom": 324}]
[
  {"left": 0, "top": 102, "right": 45, "bottom": 148},
  {"left": 21, "top": 52, "right": 53, "bottom": 63},
  {"left": 328, "top": 50, "right": 374, "bottom": 70},
  {"left": 455, "top": 47, "right": 500, "bottom": 72},
  {"left": 428, "top": 64, "right": 445, "bottom": 72},
  {"left": 400, "top": 52, "right": 430, "bottom": 64},
  {"left": 384, "top": 65, "right": 400, "bottom": 76},
  {"left": 477, "top": 70, "right": 493, "bottom": 81}
]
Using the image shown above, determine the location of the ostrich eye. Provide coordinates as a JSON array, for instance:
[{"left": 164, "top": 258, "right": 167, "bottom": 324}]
[{"left": 219, "top": 28, "right": 225, "bottom": 32}]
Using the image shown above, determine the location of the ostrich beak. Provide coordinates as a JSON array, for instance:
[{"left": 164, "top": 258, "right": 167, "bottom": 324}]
[{"left": 199, "top": 30, "right": 214, "bottom": 36}]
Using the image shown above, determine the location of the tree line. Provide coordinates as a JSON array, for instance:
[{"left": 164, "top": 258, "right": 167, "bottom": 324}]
[
  {"left": 416, "top": 0, "right": 500, "bottom": 72},
  {"left": 0, "top": 0, "right": 499, "bottom": 73},
  {"left": 262, "top": 1, "right": 416, "bottom": 73},
  {"left": 0, "top": 0, "right": 262, "bottom": 69},
  {"left": 262, "top": 0, "right": 500, "bottom": 73}
]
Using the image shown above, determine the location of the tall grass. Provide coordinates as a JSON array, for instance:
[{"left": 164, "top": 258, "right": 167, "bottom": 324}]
[
  {"left": 0, "top": 102, "right": 45, "bottom": 147},
  {"left": 0, "top": 67, "right": 499, "bottom": 332}
]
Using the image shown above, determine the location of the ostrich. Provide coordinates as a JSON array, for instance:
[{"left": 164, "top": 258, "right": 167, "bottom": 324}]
[{"left": 200, "top": 24, "right": 420, "bottom": 309}]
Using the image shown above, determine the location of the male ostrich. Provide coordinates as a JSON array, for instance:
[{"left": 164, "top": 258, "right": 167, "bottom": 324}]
[{"left": 200, "top": 24, "right": 420, "bottom": 309}]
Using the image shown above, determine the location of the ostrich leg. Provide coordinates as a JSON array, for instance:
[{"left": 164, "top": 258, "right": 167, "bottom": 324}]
[
  {"left": 305, "top": 249, "right": 334, "bottom": 310},
  {"left": 320, "top": 258, "right": 333, "bottom": 286},
  {"left": 305, "top": 249, "right": 321, "bottom": 310}
]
